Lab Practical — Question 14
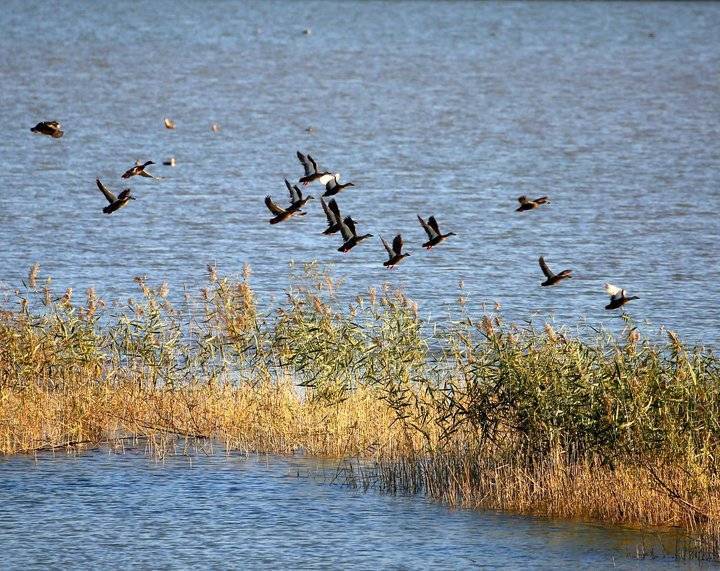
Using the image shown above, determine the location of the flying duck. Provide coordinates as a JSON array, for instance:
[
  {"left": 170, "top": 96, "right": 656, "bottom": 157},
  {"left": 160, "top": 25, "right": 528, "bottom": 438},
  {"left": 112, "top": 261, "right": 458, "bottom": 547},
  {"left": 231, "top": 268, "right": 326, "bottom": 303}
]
[
  {"left": 418, "top": 215, "right": 455, "bottom": 249},
  {"left": 96, "top": 179, "right": 135, "bottom": 214},
  {"left": 539, "top": 256, "right": 572, "bottom": 286},
  {"left": 604, "top": 283, "right": 640, "bottom": 310},
  {"left": 338, "top": 216, "right": 372, "bottom": 253},
  {"left": 323, "top": 174, "right": 355, "bottom": 197},
  {"left": 320, "top": 197, "right": 343, "bottom": 235},
  {"left": 381, "top": 234, "right": 410, "bottom": 268},
  {"left": 264, "top": 195, "right": 305, "bottom": 225},
  {"left": 163, "top": 118, "right": 176, "bottom": 129},
  {"left": 121, "top": 161, "right": 159, "bottom": 180},
  {"left": 285, "top": 178, "right": 314, "bottom": 210},
  {"left": 516, "top": 195, "right": 549, "bottom": 212},
  {"left": 297, "top": 151, "right": 334, "bottom": 186},
  {"left": 31, "top": 121, "right": 63, "bottom": 138}
]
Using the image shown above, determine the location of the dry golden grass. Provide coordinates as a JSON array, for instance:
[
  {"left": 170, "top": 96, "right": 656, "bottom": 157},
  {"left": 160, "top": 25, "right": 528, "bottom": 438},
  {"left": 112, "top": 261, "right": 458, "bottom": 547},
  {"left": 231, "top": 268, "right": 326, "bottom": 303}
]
[
  {"left": 0, "top": 381, "right": 419, "bottom": 458},
  {"left": 1, "top": 263, "right": 718, "bottom": 559}
]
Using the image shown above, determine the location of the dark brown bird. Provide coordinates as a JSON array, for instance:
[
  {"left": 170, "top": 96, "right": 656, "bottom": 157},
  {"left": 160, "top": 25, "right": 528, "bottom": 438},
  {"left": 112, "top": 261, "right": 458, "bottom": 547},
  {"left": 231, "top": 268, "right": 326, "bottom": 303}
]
[
  {"left": 31, "top": 121, "right": 63, "bottom": 138},
  {"left": 516, "top": 195, "right": 549, "bottom": 212},
  {"left": 338, "top": 217, "right": 372, "bottom": 253},
  {"left": 320, "top": 197, "right": 343, "bottom": 235},
  {"left": 323, "top": 174, "right": 355, "bottom": 197},
  {"left": 264, "top": 195, "right": 305, "bottom": 225},
  {"left": 539, "top": 257, "right": 572, "bottom": 286},
  {"left": 418, "top": 215, "right": 455, "bottom": 249},
  {"left": 96, "top": 179, "right": 135, "bottom": 214},
  {"left": 297, "top": 151, "right": 334, "bottom": 186},
  {"left": 381, "top": 235, "right": 410, "bottom": 268},
  {"left": 604, "top": 283, "right": 639, "bottom": 310},
  {"left": 121, "top": 161, "right": 158, "bottom": 180},
  {"left": 285, "top": 179, "right": 313, "bottom": 210}
]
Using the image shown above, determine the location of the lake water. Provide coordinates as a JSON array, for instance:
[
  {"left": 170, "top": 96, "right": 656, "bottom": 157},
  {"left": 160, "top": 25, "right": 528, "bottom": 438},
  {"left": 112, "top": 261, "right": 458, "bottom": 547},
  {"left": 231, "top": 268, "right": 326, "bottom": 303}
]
[
  {"left": 0, "top": 449, "right": 705, "bottom": 570},
  {"left": 0, "top": 1, "right": 718, "bottom": 346}
]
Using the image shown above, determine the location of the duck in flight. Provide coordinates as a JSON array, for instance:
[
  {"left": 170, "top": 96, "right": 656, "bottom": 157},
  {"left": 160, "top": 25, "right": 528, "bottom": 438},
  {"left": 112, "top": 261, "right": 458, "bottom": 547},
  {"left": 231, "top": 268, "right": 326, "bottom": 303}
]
[
  {"left": 604, "top": 283, "right": 639, "bottom": 310},
  {"left": 323, "top": 174, "right": 355, "bottom": 197},
  {"left": 96, "top": 179, "right": 135, "bottom": 214},
  {"left": 418, "top": 215, "right": 455, "bottom": 249},
  {"left": 297, "top": 151, "right": 334, "bottom": 186},
  {"left": 538, "top": 256, "right": 572, "bottom": 286},
  {"left": 264, "top": 195, "right": 306, "bottom": 225},
  {"left": 121, "top": 161, "right": 159, "bottom": 180},
  {"left": 320, "top": 197, "right": 343, "bottom": 235},
  {"left": 381, "top": 234, "right": 410, "bottom": 268},
  {"left": 31, "top": 121, "right": 63, "bottom": 138},
  {"left": 285, "top": 178, "right": 313, "bottom": 210},
  {"left": 338, "top": 216, "right": 372, "bottom": 253},
  {"left": 516, "top": 195, "right": 549, "bottom": 212}
]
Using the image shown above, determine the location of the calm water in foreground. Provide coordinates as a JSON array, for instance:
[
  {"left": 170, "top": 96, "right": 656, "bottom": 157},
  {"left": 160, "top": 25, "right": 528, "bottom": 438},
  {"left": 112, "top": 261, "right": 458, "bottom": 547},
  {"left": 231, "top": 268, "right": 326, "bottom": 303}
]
[
  {"left": 0, "top": 450, "right": 708, "bottom": 570},
  {"left": 0, "top": 1, "right": 719, "bottom": 345}
]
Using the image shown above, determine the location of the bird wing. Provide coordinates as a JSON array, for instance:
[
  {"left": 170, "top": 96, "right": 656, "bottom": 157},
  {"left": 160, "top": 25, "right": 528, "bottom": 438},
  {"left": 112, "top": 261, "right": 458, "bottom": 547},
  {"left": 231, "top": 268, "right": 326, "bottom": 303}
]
[
  {"left": 517, "top": 196, "right": 528, "bottom": 204},
  {"left": 392, "top": 234, "right": 403, "bottom": 255},
  {"left": 340, "top": 217, "right": 356, "bottom": 241},
  {"left": 538, "top": 256, "right": 554, "bottom": 279},
  {"left": 265, "top": 195, "right": 286, "bottom": 215},
  {"left": 317, "top": 173, "right": 334, "bottom": 185},
  {"left": 328, "top": 199, "right": 341, "bottom": 222},
  {"left": 604, "top": 283, "right": 624, "bottom": 300},
  {"left": 428, "top": 216, "right": 441, "bottom": 236},
  {"left": 96, "top": 178, "right": 117, "bottom": 204},
  {"left": 417, "top": 215, "right": 436, "bottom": 239},
  {"left": 293, "top": 184, "right": 304, "bottom": 202},
  {"left": 121, "top": 167, "right": 136, "bottom": 179},
  {"left": 297, "top": 151, "right": 315, "bottom": 177},
  {"left": 307, "top": 155, "right": 320, "bottom": 174},
  {"left": 117, "top": 189, "right": 133, "bottom": 200},
  {"left": 325, "top": 175, "right": 338, "bottom": 193},
  {"left": 320, "top": 198, "right": 336, "bottom": 225},
  {"left": 285, "top": 179, "right": 300, "bottom": 203},
  {"left": 380, "top": 236, "right": 394, "bottom": 257}
]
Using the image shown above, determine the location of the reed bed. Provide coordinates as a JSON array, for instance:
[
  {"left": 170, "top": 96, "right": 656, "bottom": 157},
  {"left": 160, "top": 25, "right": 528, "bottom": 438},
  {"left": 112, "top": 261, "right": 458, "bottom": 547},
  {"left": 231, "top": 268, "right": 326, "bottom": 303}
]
[{"left": 0, "top": 263, "right": 718, "bottom": 559}]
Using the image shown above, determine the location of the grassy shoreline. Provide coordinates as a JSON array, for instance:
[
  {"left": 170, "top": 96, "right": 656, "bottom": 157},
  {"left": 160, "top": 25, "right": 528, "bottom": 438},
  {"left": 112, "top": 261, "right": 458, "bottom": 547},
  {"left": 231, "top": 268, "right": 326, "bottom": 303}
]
[{"left": 1, "top": 264, "right": 718, "bottom": 559}]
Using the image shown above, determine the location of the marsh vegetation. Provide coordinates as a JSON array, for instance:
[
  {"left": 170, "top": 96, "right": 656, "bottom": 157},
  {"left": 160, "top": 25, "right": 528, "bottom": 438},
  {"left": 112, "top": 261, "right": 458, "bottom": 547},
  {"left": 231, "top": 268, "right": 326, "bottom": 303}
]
[{"left": 1, "top": 263, "right": 718, "bottom": 560}]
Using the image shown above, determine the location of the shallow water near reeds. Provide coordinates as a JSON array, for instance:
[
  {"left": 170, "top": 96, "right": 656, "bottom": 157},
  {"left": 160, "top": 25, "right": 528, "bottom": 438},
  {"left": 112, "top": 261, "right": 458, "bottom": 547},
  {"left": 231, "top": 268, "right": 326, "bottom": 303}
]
[
  {"left": 1, "top": 1, "right": 719, "bottom": 345},
  {"left": 0, "top": 449, "right": 706, "bottom": 570}
]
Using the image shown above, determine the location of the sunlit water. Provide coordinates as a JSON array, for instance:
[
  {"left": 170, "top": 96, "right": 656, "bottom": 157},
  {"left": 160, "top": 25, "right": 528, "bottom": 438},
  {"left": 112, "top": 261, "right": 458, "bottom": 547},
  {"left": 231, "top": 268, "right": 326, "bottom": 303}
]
[
  {"left": 0, "top": 1, "right": 718, "bottom": 345},
  {"left": 0, "top": 450, "right": 706, "bottom": 570}
]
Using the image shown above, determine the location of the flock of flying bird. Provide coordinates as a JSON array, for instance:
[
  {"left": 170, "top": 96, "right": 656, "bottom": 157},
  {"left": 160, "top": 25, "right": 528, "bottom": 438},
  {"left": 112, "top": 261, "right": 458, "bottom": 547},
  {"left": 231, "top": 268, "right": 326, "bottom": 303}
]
[{"left": 29, "top": 119, "right": 640, "bottom": 311}]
